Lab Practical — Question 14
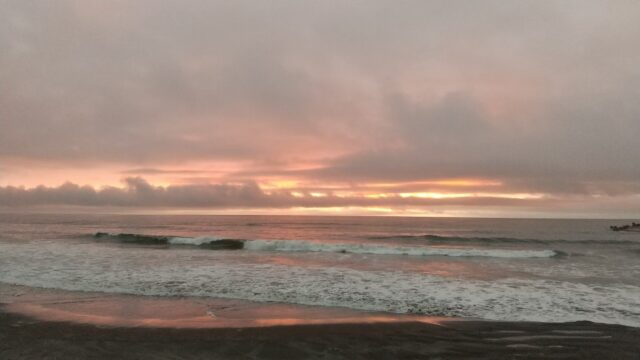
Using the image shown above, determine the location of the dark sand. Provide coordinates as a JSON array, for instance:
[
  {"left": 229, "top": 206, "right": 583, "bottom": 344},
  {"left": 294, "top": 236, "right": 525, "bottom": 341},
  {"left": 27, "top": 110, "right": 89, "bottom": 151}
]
[
  {"left": 1, "top": 285, "right": 639, "bottom": 359},
  {"left": 2, "top": 308, "right": 640, "bottom": 359}
]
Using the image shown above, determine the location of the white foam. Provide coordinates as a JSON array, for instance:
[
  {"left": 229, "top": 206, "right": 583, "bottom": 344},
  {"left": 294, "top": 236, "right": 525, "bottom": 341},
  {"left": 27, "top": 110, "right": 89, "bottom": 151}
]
[
  {"left": 1, "top": 241, "right": 639, "bottom": 327},
  {"left": 169, "top": 236, "right": 224, "bottom": 246},
  {"left": 243, "top": 239, "right": 559, "bottom": 258}
]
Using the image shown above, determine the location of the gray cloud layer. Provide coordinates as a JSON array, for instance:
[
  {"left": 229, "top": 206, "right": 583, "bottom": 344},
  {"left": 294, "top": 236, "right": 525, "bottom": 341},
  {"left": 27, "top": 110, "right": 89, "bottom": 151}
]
[{"left": 2, "top": 1, "right": 640, "bottom": 211}]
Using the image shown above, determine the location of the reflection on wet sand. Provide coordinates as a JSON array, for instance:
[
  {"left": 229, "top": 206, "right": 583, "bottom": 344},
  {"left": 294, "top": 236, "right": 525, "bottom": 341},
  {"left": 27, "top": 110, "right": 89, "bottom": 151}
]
[{"left": 2, "top": 284, "right": 451, "bottom": 328}]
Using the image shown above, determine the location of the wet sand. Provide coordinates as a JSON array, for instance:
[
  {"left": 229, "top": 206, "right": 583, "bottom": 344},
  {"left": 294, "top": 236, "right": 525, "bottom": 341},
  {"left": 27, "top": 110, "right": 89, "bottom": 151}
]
[
  {"left": 0, "top": 284, "right": 449, "bottom": 328},
  {"left": 1, "top": 285, "right": 639, "bottom": 359},
  {"left": 3, "top": 310, "right": 640, "bottom": 360}
]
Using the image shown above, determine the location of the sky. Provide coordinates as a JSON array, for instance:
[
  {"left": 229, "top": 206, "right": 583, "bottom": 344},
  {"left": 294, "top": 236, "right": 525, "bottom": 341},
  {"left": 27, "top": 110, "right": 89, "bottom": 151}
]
[{"left": 1, "top": 1, "right": 640, "bottom": 217}]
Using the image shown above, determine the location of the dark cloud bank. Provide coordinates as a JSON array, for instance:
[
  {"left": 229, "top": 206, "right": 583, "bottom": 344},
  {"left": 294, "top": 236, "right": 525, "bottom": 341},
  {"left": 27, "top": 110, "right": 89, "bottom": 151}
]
[{"left": 0, "top": 177, "right": 541, "bottom": 208}]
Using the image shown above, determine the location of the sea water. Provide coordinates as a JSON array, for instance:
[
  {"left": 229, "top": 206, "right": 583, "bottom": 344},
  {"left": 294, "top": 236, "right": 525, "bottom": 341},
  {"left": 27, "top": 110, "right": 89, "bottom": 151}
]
[{"left": 0, "top": 213, "right": 639, "bottom": 326}]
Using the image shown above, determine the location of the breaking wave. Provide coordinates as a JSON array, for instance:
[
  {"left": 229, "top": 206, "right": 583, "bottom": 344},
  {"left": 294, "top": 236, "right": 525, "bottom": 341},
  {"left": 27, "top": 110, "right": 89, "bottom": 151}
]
[
  {"left": 243, "top": 239, "right": 562, "bottom": 258},
  {"left": 0, "top": 241, "right": 638, "bottom": 326},
  {"left": 93, "top": 233, "right": 563, "bottom": 259},
  {"left": 369, "top": 234, "right": 638, "bottom": 245},
  {"left": 94, "top": 233, "right": 244, "bottom": 250}
]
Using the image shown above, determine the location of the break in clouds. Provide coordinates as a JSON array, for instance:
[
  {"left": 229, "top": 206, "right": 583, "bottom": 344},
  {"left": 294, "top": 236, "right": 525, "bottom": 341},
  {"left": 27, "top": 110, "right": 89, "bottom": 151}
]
[
  {"left": 0, "top": 177, "right": 543, "bottom": 208},
  {"left": 1, "top": 1, "right": 640, "bottom": 215}
]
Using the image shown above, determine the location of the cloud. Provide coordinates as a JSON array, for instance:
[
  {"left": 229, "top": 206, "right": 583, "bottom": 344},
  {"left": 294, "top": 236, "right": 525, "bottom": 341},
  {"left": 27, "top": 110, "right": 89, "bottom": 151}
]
[
  {"left": 0, "top": 0, "right": 374, "bottom": 166},
  {"left": 0, "top": 177, "right": 549, "bottom": 209},
  {"left": 306, "top": 87, "right": 640, "bottom": 195},
  {"left": 1, "top": 1, "right": 640, "bottom": 210},
  {"left": 120, "top": 168, "right": 210, "bottom": 175}
]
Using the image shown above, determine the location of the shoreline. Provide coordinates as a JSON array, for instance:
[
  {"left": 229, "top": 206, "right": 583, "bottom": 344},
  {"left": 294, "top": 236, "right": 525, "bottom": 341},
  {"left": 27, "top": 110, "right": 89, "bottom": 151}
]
[
  {"left": 0, "top": 283, "right": 452, "bottom": 329},
  {"left": 2, "top": 284, "right": 640, "bottom": 359},
  {"left": 2, "top": 308, "right": 639, "bottom": 359}
]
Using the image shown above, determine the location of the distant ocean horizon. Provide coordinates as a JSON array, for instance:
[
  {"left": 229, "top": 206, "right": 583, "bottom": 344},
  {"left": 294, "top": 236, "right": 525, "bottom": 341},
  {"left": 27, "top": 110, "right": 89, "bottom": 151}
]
[{"left": 1, "top": 213, "right": 639, "bottom": 327}]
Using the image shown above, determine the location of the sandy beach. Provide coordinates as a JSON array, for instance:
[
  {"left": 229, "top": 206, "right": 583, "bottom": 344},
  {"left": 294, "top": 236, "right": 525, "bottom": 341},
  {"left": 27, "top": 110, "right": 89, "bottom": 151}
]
[
  {"left": 3, "top": 307, "right": 640, "bottom": 359},
  {"left": 1, "top": 284, "right": 639, "bottom": 360}
]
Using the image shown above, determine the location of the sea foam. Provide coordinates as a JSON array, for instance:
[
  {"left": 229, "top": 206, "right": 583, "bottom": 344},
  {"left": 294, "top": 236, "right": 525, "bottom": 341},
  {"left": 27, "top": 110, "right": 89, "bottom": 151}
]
[
  {"left": 169, "top": 236, "right": 225, "bottom": 245},
  {"left": 1, "top": 241, "right": 639, "bottom": 327},
  {"left": 242, "top": 239, "right": 560, "bottom": 258}
]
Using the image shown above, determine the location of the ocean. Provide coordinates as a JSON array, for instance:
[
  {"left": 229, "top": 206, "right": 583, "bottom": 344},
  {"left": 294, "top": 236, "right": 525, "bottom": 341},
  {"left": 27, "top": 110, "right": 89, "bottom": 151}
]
[{"left": 1, "top": 213, "right": 639, "bottom": 327}]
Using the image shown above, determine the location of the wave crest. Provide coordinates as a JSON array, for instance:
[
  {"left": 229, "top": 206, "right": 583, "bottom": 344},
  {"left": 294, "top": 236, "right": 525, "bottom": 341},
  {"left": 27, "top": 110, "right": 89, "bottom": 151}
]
[
  {"left": 369, "top": 234, "right": 637, "bottom": 245},
  {"left": 244, "top": 239, "right": 561, "bottom": 258},
  {"left": 93, "top": 233, "right": 562, "bottom": 259},
  {"left": 94, "top": 233, "right": 244, "bottom": 250}
]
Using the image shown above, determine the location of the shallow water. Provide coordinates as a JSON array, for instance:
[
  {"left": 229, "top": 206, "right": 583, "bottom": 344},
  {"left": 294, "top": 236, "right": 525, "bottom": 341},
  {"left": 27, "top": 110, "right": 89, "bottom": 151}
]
[
  {"left": 1, "top": 284, "right": 447, "bottom": 328},
  {"left": 1, "top": 214, "right": 639, "bottom": 326}
]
